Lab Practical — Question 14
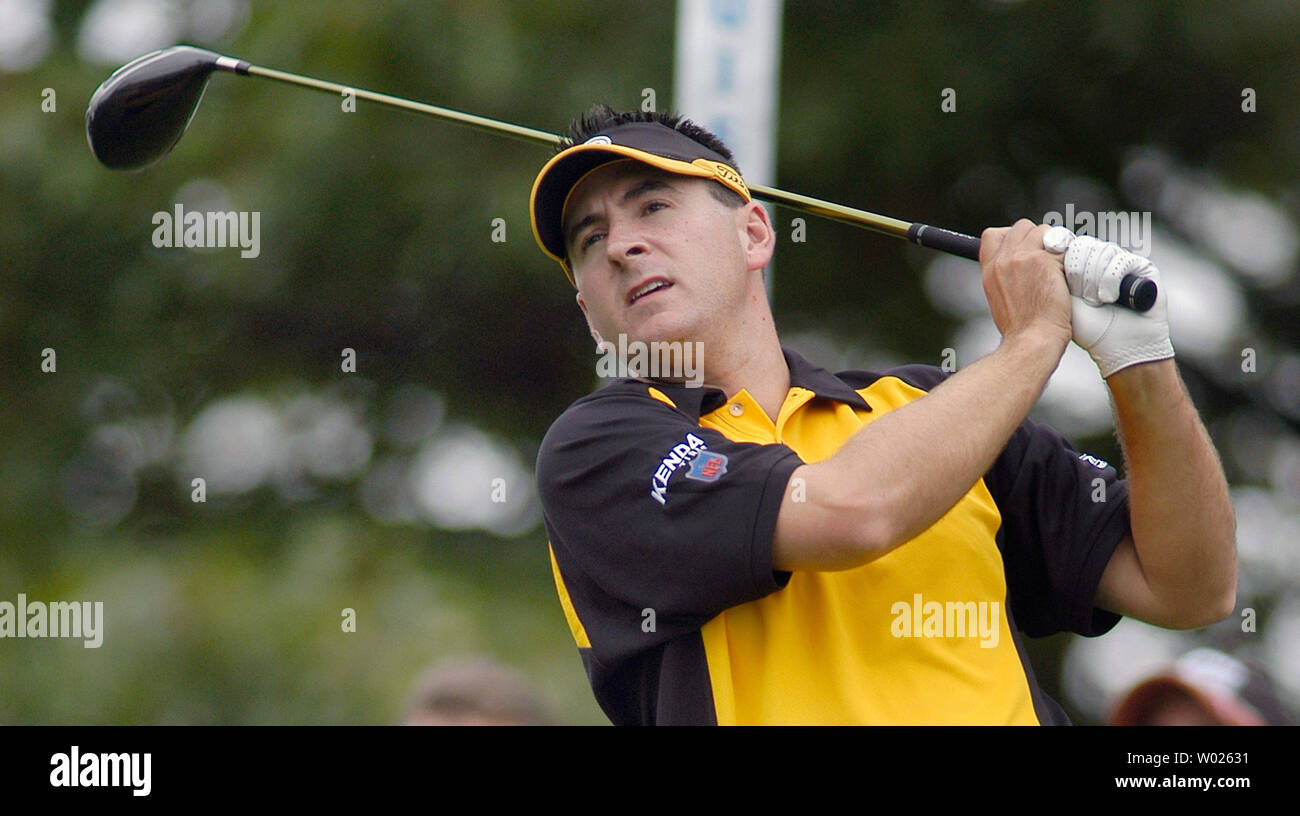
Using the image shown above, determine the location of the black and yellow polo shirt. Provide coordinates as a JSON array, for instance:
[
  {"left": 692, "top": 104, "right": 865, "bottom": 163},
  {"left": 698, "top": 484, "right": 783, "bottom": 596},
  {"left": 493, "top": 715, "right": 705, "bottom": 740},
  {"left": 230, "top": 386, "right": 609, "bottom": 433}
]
[{"left": 536, "top": 348, "right": 1129, "bottom": 725}]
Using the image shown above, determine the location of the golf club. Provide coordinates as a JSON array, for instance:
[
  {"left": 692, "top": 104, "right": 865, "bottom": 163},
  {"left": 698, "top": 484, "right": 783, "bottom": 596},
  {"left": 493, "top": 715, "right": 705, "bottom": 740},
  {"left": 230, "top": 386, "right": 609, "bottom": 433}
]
[{"left": 86, "top": 45, "right": 1157, "bottom": 312}]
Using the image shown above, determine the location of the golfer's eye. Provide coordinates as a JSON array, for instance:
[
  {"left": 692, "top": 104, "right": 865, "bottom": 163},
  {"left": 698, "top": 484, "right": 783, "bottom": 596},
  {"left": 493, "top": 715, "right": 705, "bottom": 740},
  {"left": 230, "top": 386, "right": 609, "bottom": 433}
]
[
  {"left": 579, "top": 231, "right": 604, "bottom": 252},
  {"left": 644, "top": 201, "right": 668, "bottom": 214}
]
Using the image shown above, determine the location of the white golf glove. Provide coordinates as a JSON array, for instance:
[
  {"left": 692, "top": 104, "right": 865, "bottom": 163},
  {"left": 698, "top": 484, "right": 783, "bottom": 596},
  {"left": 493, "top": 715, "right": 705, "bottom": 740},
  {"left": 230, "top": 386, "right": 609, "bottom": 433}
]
[{"left": 1044, "top": 228, "right": 1174, "bottom": 378}]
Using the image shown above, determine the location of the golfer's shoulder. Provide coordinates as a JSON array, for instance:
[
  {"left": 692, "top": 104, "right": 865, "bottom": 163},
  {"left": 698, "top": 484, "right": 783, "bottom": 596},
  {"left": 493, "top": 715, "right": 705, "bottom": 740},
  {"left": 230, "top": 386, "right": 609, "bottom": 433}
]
[
  {"left": 538, "top": 378, "right": 702, "bottom": 460},
  {"left": 833, "top": 362, "right": 951, "bottom": 394},
  {"left": 549, "top": 378, "right": 699, "bottom": 425}
]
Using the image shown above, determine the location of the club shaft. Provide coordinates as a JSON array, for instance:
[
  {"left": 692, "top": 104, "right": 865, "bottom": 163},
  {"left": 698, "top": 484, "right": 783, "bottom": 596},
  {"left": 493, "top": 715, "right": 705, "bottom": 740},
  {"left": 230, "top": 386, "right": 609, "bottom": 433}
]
[
  {"left": 748, "top": 183, "right": 913, "bottom": 238},
  {"left": 229, "top": 58, "right": 1154, "bottom": 311},
  {"left": 240, "top": 63, "right": 563, "bottom": 147},
  {"left": 232, "top": 62, "right": 927, "bottom": 241}
]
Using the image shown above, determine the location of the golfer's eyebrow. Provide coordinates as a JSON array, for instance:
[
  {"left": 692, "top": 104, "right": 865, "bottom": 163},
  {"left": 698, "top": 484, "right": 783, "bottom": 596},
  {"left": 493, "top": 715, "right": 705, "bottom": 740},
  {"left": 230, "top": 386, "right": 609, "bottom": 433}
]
[{"left": 565, "top": 179, "right": 676, "bottom": 250}]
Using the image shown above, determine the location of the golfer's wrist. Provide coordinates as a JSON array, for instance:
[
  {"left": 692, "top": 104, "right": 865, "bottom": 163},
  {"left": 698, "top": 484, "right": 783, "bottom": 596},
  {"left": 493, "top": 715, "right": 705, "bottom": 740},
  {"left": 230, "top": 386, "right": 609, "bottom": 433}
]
[
  {"left": 1093, "top": 337, "right": 1176, "bottom": 379},
  {"left": 1104, "top": 356, "right": 1178, "bottom": 396},
  {"left": 1001, "top": 319, "right": 1070, "bottom": 360}
]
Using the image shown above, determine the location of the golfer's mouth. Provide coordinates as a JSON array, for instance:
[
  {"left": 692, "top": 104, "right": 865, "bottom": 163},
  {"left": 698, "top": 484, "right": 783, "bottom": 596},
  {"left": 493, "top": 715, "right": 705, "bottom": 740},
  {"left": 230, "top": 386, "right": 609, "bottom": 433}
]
[{"left": 627, "top": 277, "right": 673, "bottom": 306}]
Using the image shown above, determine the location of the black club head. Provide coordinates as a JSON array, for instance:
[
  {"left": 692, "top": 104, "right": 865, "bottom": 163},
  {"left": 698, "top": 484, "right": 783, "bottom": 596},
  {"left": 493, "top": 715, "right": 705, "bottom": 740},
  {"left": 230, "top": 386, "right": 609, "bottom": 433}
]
[{"left": 86, "top": 45, "right": 228, "bottom": 171}]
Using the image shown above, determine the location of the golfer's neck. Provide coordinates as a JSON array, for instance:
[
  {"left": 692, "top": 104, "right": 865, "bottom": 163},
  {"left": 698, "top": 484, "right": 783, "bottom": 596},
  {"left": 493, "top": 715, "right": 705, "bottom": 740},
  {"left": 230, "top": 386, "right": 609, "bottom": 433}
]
[{"left": 702, "top": 312, "right": 790, "bottom": 424}]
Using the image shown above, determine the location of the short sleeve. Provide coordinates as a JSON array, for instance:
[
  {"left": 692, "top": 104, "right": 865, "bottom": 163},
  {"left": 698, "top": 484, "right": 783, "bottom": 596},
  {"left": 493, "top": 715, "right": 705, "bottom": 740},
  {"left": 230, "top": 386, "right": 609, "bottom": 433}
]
[
  {"left": 537, "top": 386, "right": 803, "bottom": 663},
  {"left": 984, "top": 417, "right": 1131, "bottom": 638}
]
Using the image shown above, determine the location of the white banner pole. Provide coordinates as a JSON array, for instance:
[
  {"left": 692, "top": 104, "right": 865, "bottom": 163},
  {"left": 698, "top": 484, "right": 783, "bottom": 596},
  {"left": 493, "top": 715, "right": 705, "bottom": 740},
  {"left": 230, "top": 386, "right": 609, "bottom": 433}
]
[{"left": 674, "top": 0, "right": 784, "bottom": 296}]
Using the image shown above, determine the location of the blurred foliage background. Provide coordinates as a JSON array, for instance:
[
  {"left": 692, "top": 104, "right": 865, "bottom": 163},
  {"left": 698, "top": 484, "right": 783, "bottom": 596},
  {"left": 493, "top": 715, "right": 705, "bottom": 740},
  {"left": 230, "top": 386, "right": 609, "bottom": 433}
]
[{"left": 1, "top": 0, "right": 1297, "bottom": 725}]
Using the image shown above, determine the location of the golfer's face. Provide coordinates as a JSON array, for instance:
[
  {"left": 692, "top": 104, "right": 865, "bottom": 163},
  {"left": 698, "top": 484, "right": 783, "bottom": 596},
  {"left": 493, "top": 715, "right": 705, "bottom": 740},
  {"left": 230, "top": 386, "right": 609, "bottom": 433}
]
[{"left": 563, "top": 160, "right": 745, "bottom": 346}]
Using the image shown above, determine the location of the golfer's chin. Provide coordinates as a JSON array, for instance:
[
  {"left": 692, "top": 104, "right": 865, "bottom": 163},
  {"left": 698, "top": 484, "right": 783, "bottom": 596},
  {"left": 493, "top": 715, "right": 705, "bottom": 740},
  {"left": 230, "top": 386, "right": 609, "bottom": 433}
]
[{"left": 620, "top": 310, "right": 699, "bottom": 348}]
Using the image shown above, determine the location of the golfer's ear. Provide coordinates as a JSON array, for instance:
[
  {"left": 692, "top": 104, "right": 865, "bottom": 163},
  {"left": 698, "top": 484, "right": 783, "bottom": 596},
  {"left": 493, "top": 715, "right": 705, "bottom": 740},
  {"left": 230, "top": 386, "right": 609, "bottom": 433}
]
[{"left": 742, "top": 201, "right": 776, "bottom": 270}]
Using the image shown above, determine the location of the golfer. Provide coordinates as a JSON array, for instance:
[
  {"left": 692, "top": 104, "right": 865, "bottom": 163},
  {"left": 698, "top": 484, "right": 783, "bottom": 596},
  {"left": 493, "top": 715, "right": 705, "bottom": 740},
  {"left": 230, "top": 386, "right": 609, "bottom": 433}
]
[{"left": 530, "top": 105, "right": 1237, "bottom": 725}]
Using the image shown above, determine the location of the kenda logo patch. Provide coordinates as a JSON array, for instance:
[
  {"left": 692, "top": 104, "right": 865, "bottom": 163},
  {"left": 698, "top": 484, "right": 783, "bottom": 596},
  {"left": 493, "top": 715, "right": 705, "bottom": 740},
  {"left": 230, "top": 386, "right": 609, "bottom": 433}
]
[
  {"left": 650, "top": 432, "right": 709, "bottom": 505},
  {"left": 686, "top": 452, "right": 728, "bottom": 482},
  {"left": 1078, "top": 453, "right": 1110, "bottom": 469}
]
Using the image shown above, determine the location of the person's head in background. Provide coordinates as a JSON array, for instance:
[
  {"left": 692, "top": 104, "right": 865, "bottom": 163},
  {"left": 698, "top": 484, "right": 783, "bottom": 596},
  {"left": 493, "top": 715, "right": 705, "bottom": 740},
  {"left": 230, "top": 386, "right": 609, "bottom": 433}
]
[
  {"left": 403, "top": 656, "right": 551, "bottom": 726},
  {"left": 1108, "top": 647, "right": 1294, "bottom": 726}
]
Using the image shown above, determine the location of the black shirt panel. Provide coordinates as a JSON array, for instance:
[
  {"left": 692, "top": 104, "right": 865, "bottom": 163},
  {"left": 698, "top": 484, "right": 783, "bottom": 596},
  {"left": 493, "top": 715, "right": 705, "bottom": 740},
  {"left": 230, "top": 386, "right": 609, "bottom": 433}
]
[{"left": 538, "top": 381, "right": 803, "bottom": 671}]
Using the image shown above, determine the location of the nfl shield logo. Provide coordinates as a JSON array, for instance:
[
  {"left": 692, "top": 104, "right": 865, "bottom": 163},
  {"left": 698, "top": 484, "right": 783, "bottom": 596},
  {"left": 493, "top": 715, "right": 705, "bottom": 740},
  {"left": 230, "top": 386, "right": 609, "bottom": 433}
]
[{"left": 686, "top": 452, "right": 728, "bottom": 482}]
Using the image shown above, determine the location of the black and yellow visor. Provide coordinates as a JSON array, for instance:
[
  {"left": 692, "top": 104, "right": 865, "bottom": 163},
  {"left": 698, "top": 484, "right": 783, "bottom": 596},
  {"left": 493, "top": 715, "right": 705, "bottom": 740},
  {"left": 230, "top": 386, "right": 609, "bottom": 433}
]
[{"left": 529, "top": 121, "right": 750, "bottom": 284}]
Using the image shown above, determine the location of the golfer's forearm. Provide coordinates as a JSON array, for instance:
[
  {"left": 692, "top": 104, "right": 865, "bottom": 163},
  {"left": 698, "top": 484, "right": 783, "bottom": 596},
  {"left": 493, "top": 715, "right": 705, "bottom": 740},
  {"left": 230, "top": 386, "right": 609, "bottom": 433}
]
[
  {"left": 1108, "top": 361, "right": 1237, "bottom": 618},
  {"left": 774, "top": 327, "right": 1065, "bottom": 570}
]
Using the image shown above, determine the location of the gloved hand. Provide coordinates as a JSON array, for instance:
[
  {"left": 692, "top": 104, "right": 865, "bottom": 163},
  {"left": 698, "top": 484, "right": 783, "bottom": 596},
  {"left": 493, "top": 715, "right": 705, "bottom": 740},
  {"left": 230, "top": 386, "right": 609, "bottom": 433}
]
[{"left": 1044, "top": 228, "right": 1174, "bottom": 378}]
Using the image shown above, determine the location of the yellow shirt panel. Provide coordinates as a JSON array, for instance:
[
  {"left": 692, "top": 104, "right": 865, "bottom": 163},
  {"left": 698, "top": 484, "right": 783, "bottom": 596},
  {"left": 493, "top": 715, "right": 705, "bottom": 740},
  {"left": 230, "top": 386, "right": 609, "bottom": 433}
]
[{"left": 699, "top": 376, "right": 1040, "bottom": 724}]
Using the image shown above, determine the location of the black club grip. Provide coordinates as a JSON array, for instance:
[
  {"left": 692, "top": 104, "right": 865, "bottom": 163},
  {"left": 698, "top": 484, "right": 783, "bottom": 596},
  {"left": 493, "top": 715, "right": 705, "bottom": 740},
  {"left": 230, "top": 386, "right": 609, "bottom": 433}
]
[{"left": 906, "top": 223, "right": 1157, "bottom": 313}]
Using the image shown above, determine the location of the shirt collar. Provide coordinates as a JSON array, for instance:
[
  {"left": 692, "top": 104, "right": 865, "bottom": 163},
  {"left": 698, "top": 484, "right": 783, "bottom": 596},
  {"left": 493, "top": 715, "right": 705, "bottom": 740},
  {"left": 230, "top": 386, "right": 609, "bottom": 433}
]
[
  {"left": 624, "top": 346, "right": 873, "bottom": 419},
  {"left": 781, "top": 347, "right": 873, "bottom": 413}
]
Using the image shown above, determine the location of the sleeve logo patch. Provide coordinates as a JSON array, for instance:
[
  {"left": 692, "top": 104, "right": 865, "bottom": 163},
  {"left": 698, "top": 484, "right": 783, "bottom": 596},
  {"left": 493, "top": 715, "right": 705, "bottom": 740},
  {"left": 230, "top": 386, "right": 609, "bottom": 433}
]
[
  {"left": 649, "top": 432, "right": 710, "bottom": 506},
  {"left": 1078, "top": 453, "right": 1110, "bottom": 469},
  {"left": 686, "top": 452, "right": 728, "bottom": 482}
]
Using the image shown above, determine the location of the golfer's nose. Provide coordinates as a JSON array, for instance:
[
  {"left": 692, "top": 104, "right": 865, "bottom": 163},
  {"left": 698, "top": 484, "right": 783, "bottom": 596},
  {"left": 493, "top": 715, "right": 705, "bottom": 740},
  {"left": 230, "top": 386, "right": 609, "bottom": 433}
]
[{"left": 605, "top": 220, "right": 648, "bottom": 264}]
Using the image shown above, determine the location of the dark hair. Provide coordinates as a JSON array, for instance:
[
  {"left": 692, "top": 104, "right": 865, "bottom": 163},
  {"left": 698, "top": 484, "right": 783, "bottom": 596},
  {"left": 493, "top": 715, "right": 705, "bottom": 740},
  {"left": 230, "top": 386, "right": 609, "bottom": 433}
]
[{"left": 561, "top": 103, "right": 747, "bottom": 209}]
